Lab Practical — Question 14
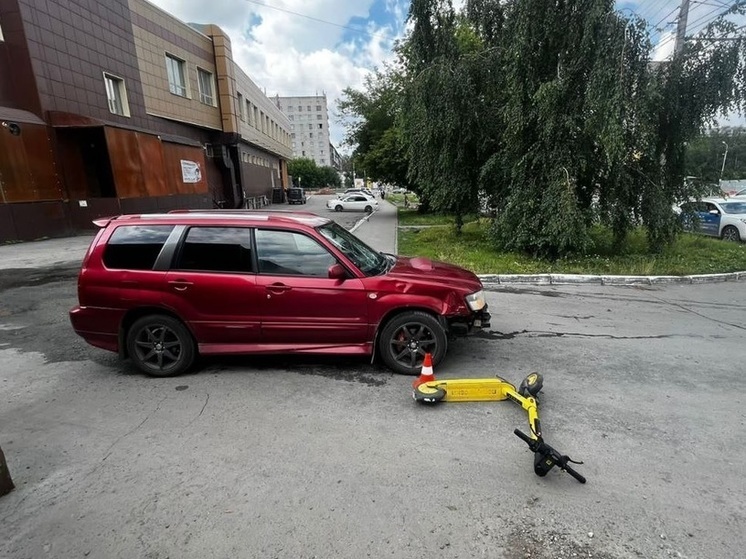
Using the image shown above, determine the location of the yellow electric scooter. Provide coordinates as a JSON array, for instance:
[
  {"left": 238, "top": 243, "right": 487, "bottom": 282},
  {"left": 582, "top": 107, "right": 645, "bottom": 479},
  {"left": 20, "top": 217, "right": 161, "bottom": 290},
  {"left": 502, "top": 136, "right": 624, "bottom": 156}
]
[{"left": 413, "top": 373, "right": 586, "bottom": 483}]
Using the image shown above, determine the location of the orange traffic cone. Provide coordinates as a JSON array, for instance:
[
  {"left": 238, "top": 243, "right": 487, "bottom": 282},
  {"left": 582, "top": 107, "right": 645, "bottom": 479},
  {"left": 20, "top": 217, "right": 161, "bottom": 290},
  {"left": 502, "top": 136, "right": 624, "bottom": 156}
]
[{"left": 412, "top": 353, "right": 435, "bottom": 388}]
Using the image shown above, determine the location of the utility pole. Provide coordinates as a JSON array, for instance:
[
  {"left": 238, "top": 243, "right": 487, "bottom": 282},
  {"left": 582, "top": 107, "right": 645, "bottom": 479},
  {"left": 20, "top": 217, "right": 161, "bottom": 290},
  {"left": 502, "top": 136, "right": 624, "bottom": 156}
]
[
  {"left": 674, "top": 0, "right": 691, "bottom": 57},
  {"left": 720, "top": 141, "right": 729, "bottom": 184}
]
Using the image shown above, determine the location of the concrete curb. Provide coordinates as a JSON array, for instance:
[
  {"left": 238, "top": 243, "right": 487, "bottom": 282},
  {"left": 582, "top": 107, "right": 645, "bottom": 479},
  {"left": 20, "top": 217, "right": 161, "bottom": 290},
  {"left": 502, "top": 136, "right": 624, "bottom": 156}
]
[
  {"left": 478, "top": 271, "right": 746, "bottom": 286},
  {"left": 349, "top": 209, "right": 377, "bottom": 234}
]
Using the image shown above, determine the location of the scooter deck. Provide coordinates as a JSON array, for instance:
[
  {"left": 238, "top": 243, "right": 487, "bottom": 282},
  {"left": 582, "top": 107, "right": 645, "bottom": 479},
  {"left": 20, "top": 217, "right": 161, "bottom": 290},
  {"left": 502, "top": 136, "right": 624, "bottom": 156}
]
[{"left": 418, "top": 377, "right": 516, "bottom": 402}]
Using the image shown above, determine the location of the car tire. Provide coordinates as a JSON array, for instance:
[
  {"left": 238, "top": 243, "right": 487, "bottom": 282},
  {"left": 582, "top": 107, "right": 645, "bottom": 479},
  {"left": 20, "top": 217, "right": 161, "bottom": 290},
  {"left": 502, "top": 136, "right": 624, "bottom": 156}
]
[
  {"left": 335, "top": 205, "right": 343, "bottom": 212},
  {"left": 364, "top": 205, "right": 373, "bottom": 213},
  {"left": 126, "top": 314, "right": 196, "bottom": 377},
  {"left": 379, "top": 311, "right": 447, "bottom": 375},
  {"left": 722, "top": 225, "right": 741, "bottom": 242}
]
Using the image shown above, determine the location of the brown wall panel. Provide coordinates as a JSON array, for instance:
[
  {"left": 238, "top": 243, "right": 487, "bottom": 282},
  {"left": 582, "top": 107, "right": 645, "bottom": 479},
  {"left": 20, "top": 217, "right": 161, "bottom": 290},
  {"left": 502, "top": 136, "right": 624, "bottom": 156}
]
[
  {"left": 137, "top": 133, "right": 168, "bottom": 196},
  {"left": 0, "top": 0, "right": 42, "bottom": 115},
  {"left": 0, "top": 131, "right": 30, "bottom": 202},
  {"left": 67, "top": 198, "right": 122, "bottom": 230},
  {"left": 9, "top": 201, "right": 71, "bottom": 240},
  {"left": 0, "top": 122, "right": 61, "bottom": 202},
  {"left": 20, "top": 125, "right": 63, "bottom": 200},
  {"left": 162, "top": 142, "right": 208, "bottom": 195},
  {"left": 0, "top": 204, "right": 15, "bottom": 242},
  {"left": 120, "top": 196, "right": 159, "bottom": 214},
  {"left": 105, "top": 127, "right": 146, "bottom": 198}
]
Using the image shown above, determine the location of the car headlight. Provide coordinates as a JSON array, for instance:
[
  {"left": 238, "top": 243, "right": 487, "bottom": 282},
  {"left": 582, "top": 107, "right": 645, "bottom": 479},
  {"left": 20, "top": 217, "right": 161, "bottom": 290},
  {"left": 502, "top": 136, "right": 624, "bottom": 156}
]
[{"left": 465, "top": 290, "right": 486, "bottom": 311}]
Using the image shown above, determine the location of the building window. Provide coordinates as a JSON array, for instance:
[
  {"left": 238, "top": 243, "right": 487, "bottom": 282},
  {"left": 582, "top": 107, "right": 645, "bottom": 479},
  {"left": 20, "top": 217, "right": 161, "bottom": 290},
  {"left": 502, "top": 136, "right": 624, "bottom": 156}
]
[
  {"left": 287, "top": 106, "right": 293, "bottom": 111},
  {"left": 316, "top": 105, "right": 321, "bottom": 111},
  {"left": 197, "top": 68, "right": 215, "bottom": 105},
  {"left": 318, "top": 124, "right": 323, "bottom": 129},
  {"left": 237, "top": 93, "right": 245, "bottom": 121},
  {"left": 288, "top": 115, "right": 294, "bottom": 121},
  {"left": 165, "top": 54, "right": 187, "bottom": 97},
  {"left": 309, "top": 132, "right": 313, "bottom": 138},
  {"left": 317, "top": 115, "right": 322, "bottom": 120},
  {"left": 0, "top": 22, "right": 4, "bottom": 42},
  {"left": 247, "top": 100, "right": 252, "bottom": 125},
  {"left": 103, "top": 73, "right": 129, "bottom": 117},
  {"left": 253, "top": 106, "right": 258, "bottom": 127},
  {"left": 298, "top": 105, "right": 302, "bottom": 111},
  {"left": 307, "top": 105, "right": 311, "bottom": 111},
  {"left": 321, "top": 159, "right": 325, "bottom": 164}
]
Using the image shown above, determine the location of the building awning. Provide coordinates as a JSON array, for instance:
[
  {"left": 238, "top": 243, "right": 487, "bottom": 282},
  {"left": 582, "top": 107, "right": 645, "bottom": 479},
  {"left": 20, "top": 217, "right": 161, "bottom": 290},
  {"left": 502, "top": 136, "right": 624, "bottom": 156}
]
[
  {"left": 46, "top": 111, "right": 204, "bottom": 147},
  {"left": 0, "top": 106, "right": 46, "bottom": 125}
]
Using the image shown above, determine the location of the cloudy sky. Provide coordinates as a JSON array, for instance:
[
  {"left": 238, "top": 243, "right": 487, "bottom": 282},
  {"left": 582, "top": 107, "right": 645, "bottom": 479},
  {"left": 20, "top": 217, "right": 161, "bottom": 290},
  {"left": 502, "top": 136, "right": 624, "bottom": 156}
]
[{"left": 148, "top": 0, "right": 743, "bottom": 151}]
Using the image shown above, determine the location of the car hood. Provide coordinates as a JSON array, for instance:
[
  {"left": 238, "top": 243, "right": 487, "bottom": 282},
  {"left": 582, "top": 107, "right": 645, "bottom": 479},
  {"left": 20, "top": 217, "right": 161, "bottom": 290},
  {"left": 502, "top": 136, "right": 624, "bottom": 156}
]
[{"left": 386, "top": 255, "right": 482, "bottom": 291}]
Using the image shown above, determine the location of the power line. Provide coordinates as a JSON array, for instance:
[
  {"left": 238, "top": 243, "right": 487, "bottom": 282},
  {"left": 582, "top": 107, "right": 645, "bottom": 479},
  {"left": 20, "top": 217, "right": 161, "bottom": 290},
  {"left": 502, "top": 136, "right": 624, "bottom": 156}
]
[
  {"left": 654, "top": 1, "right": 742, "bottom": 52},
  {"left": 653, "top": 5, "right": 681, "bottom": 29},
  {"left": 242, "top": 0, "right": 395, "bottom": 39},
  {"left": 640, "top": 0, "right": 675, "bottom": 23}
]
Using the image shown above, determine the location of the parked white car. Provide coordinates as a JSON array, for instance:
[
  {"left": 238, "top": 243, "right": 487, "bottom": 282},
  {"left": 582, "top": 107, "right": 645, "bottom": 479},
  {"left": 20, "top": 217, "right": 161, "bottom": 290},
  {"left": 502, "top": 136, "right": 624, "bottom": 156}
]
[
  {"left": 677, "top": 197, "right": 746, "bottom": 242},
  {"left": 327, "top": 194, "right": 379, "bottom": 213},
  {"left": 343, "top": 188, "right": 376, "bottom": 198}
]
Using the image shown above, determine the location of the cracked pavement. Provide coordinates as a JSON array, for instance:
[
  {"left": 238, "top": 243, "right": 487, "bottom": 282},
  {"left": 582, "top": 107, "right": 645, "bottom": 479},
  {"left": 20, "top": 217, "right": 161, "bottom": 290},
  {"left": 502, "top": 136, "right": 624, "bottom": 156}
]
[{"left": 1, "top": 235, "right": 746, "bottom": 557}]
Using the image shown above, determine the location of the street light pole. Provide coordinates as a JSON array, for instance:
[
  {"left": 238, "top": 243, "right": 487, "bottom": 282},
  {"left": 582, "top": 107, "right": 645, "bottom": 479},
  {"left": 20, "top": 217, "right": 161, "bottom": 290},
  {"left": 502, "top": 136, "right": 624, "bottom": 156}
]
[{"left": 720, "top": 141, "right": 729, "bottom": 184}]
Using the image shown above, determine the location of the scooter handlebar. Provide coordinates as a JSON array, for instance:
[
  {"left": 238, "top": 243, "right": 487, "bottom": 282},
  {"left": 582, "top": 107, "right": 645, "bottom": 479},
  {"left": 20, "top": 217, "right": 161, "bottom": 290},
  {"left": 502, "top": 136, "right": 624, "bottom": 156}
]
[{"left": 514, "top": 429, "right": 586, "bottom": 484}]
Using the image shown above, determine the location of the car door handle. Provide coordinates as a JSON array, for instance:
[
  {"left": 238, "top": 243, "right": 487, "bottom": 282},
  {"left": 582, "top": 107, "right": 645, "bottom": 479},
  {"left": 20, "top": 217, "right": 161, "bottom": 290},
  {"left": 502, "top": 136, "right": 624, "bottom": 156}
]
[
  {"left": 168, "top": 280, "right": 193, "bottom": 291},
  {"left": 266, "top": 283, "right": 291, "bottom": 294}
]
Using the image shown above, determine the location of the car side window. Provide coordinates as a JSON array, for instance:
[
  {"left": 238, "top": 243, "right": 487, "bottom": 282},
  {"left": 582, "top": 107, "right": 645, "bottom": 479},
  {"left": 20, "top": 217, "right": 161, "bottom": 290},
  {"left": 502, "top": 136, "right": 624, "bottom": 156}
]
[
  {"left": 255, "top": 229, "right": 336, "bottom": 277},
  {"left": 705, "top": 203, "right": 719, "bottom": 214},
  {"left": 174, "top": 227, "right": 253, "bottom": 273},
  {"left": 103, "top": 225, "right": 175, "bottom": 270}
]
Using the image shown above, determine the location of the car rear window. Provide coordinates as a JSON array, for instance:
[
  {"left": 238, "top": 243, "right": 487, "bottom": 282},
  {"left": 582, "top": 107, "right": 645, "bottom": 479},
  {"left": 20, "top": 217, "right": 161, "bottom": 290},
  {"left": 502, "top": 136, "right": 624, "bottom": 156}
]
[{"left": 103, "top": 225, "right": 175, "bottom": 270}]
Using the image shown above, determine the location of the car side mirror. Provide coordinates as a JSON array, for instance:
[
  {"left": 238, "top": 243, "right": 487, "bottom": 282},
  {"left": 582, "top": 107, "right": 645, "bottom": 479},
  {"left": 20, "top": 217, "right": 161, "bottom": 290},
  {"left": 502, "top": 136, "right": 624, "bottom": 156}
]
[
  {"left": 709, "top": 209, "right": 719, "bottom": 215},
  {"left": 328, "top": 264, "right": 347, "bottom": 280}
]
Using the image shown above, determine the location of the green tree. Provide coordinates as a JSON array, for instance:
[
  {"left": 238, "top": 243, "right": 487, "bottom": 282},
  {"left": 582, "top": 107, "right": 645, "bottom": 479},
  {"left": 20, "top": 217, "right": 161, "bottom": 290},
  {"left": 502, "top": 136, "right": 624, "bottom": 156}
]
[
  {"left": 287, "top": 158, "right": 322, "bottom": 189},
  {"left": 686, "top": 128, "right": 746, "bottom": 184},
  {"left": 318, "top": 166, "right": 342, "bottom": 188},
  {"left": 338, "top": 67, "right": 411, "bottom": 189},
  {"left": 403, "top": 0, "right": 746, "bottom": 255},
  {"left": 400, "top": 1, "right": 490, "bottom": 232}
]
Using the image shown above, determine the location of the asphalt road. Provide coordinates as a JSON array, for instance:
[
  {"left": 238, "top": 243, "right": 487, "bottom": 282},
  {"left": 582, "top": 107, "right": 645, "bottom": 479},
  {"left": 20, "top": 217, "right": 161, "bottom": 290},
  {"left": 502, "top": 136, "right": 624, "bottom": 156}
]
[{"left": 1, "top": 204, "right": 745, "bottom": 559}]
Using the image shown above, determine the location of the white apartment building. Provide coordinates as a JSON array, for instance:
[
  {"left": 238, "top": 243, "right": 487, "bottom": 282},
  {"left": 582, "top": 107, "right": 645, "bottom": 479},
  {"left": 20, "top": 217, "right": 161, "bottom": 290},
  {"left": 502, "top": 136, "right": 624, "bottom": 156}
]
[{"left": 274, "top": 94, "right": 332, "bottom": 167}]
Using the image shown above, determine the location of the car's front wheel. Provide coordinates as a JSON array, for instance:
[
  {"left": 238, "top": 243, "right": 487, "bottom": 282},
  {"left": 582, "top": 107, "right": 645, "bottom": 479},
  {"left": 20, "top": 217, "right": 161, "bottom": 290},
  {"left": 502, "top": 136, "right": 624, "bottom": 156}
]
[
  {"left": 335, "top": 205, "right": 343, "bottom": 212},
  {"left": 126, "top": 314, "right": 195, "bottom": 377},
  {"left": 722, "top": 225, "right": 741, "bottom": 242},
  {"left": 364, "top": 205, "right": 373, "bottom": 213},
  {"left": 379, "top": 311, "right": 447, "bottom": 375}
]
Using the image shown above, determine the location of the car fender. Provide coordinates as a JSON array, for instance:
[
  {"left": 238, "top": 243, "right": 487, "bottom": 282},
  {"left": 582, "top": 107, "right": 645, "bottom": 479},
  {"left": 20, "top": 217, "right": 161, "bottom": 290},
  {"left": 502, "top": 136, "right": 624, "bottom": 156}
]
[{"left": 369, "top": 303, "right": 449, "bottom": 364}]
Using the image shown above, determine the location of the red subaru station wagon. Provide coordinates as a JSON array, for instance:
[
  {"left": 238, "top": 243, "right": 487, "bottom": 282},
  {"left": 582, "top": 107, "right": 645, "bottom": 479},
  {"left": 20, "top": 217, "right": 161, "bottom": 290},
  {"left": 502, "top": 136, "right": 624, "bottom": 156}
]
[{"left": 70, "top": 210, "right": 490, "bottom": 376}]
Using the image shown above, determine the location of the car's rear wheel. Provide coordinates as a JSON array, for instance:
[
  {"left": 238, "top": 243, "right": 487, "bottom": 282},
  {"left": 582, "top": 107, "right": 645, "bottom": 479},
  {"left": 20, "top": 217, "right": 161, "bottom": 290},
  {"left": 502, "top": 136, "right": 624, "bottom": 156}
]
[
  {"left": 126, "top": 315, "right": 195, "bottom": 377},
  {"left": 364, "top": 205, "right": 373, "bottom": 213},
  {"left": 335, "top": 205, "right": 343, "bottom": 212},
  {"left": 722, "top": 225, "right": 741, "bottom": 242},
  {"left": 379, "top": 311, "right": 447, "bottom": 375}
]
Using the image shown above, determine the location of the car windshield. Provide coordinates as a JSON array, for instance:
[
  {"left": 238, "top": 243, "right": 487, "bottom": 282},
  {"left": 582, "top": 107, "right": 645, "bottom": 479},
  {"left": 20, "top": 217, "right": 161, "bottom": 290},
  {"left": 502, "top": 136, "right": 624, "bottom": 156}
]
[
  {"left": 317, "top": 221, "right": 388, "bottom": 275},
  {"left": 720, "top": 202, "right": 746, "bottom": 214}
]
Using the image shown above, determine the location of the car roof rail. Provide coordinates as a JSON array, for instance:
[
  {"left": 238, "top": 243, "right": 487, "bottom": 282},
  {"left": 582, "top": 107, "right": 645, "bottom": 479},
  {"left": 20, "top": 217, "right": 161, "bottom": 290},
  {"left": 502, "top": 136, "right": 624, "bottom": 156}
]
[{"left": 167, "top": 208, "right": 316, "bottom": 216}]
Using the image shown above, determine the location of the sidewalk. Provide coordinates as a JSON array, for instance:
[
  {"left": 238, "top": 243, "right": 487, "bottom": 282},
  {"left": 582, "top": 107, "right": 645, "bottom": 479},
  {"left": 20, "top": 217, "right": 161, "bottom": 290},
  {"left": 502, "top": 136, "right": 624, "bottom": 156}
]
[{"left": 0, "top": 234, "right": 94, "bottom": 271}]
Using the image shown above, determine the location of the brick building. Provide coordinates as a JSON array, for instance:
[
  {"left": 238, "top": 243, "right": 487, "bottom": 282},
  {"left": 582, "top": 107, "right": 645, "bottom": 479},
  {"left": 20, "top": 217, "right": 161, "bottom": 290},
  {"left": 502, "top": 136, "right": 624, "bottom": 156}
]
[{"left": 0, "top": 0, "right": 292, "bottom": 242}]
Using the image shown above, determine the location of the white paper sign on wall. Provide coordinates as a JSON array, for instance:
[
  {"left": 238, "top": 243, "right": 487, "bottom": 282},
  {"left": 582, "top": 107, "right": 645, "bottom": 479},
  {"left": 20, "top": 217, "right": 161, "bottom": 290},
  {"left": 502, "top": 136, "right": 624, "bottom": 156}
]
[{"left": 180, "top": 160, "right": 202, "bottom": 183}]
